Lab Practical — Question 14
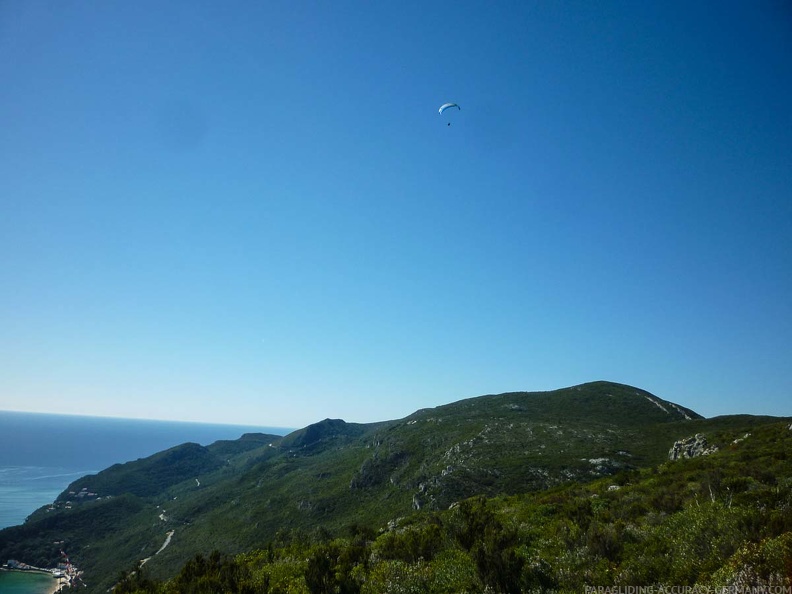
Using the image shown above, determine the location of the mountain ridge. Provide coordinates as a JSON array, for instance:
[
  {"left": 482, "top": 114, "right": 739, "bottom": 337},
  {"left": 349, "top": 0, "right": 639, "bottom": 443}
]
[{"left": 1, "top": 380, "right": 786, "bottom": 592}]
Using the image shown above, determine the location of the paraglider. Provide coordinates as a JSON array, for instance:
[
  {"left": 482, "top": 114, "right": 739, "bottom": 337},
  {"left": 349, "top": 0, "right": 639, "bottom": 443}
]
[{"left": 439, "top": 102, "right": 460, "bottom": 125}]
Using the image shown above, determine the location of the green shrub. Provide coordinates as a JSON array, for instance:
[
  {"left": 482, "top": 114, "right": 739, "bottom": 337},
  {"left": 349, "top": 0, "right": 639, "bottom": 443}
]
[{"left": 708, "top": 532, "right": 792, "bottom": 588}]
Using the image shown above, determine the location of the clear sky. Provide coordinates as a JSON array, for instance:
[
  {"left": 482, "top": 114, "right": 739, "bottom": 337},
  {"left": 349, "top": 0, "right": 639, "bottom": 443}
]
[{"left": 1, "top": 1, "right": 790, "bottom": 428}]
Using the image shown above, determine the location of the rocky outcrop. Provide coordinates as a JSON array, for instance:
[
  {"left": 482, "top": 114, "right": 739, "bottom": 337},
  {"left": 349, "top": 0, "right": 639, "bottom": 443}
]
[{"left": 668, "top": 434, "right": 719, "bottom": 461}]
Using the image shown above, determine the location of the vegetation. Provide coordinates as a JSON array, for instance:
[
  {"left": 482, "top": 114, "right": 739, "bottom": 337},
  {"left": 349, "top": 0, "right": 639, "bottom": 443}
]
[
  {"left": 1, "top": 382, "right": 790, "bottom": 592},
  {"left": 113, "top": 421, "right": 792, "bottom": 592}
]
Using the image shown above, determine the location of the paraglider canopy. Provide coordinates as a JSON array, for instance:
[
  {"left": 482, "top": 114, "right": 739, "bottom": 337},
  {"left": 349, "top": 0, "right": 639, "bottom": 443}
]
[
  {"left": 439, "top": 103, "right": 460, "bottom": 126},
  {"left": 438, "top": 102, "right": 460, "bottom": 114}
]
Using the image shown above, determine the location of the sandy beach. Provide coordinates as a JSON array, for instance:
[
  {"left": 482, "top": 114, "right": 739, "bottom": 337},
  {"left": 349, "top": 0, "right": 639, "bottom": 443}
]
[{"left": 45, "top": 576, "right": 63, "bottom": 594}]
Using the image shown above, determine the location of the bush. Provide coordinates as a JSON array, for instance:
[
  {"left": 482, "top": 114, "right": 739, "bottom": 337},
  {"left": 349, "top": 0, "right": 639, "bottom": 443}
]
[{"left": 708, "top": 532, "right": 792, "bottom": 588}]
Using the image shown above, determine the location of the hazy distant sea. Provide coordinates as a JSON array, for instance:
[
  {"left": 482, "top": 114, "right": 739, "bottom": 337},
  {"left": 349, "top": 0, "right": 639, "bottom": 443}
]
[{"left": 0, "top": 411, "right": 291, "bottom": 593}]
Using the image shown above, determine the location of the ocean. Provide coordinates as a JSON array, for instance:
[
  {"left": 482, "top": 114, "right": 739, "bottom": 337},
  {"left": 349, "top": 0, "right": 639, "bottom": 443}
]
[
  {"left": 0, "top": 570, "right": 59, "bottom": 594},
  {"left": 0, "top": 410, "right": 292, "bottom": 593}
]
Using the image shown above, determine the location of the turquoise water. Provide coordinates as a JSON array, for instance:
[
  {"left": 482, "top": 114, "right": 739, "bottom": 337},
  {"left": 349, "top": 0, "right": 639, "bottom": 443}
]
[
  {"left": 0, "top": 411, "right": 293, "bottom": 592},
  {"left": 0, "top": 570, "right": 58, "bottom": 594}
]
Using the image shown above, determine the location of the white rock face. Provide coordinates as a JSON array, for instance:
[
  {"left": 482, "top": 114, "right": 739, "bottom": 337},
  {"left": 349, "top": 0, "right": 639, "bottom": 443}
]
[{"left": 668, "top": 434, "right": 719, "bottom": 461}]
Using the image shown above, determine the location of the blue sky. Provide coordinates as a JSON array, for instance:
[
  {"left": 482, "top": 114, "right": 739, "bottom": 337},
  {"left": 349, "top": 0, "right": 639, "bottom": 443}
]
[{"left": 1, "top": 1, "right": 790, "bottom": 427}]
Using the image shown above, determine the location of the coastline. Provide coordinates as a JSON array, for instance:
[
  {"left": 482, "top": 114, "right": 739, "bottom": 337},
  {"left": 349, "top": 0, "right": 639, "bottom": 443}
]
[
  {"left": 0, "top": 567, "right": 64, "bottom": 594},
  {"left": 46, "top": 577, "right": 64, "bottom": 594},
  {"left": 2, "top": 566, "right": 56, "bottom": 574}
]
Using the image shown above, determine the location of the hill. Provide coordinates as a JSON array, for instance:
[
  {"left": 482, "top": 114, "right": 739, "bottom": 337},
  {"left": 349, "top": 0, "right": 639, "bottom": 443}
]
[
  {"left": 0, "top": 381, "right": 787, "bottom": 592},
  {"left": 114, "top": 419, "right": 792, "bottom": 593}
]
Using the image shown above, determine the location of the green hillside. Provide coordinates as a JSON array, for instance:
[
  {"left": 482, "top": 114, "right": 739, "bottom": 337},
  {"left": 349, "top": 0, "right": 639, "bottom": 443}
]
[
  {"left": 114, "top": 420, "right": 792, "bottom": 593},
  {"left": 0, "top": 381, "right": 788, "bottom": 593}
]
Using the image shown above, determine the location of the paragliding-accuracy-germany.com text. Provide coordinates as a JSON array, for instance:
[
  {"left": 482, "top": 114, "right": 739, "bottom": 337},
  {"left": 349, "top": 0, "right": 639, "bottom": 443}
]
[{"left": 584, "top": 587, "right": 791, "bottom": 594}]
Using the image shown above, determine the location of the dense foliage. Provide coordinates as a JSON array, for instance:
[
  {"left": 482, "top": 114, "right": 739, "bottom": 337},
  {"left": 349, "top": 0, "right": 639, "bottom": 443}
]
[{"left": 113, "top": 422, "right": 792, "bottom": 593}]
